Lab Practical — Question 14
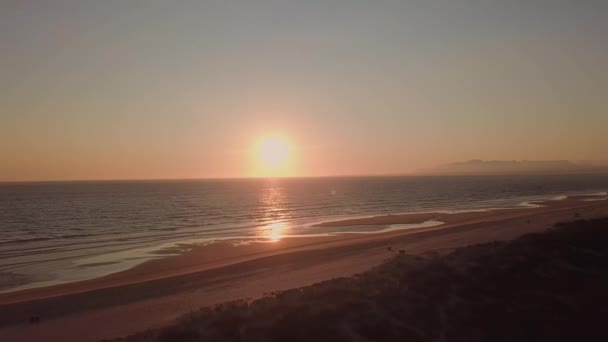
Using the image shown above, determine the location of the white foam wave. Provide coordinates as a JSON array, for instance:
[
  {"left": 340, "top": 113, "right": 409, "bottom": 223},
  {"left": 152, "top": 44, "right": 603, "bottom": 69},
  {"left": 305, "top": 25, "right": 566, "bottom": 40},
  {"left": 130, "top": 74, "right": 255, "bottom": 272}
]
[
  {"left": 333, "top": 220, "right": 445, "bottom": 235},
  {"left": 519, "top": 201, "right": 545, "bottom": 208},
  {"left": 582, "top": 197, "right": 608, "bottom": 202}
]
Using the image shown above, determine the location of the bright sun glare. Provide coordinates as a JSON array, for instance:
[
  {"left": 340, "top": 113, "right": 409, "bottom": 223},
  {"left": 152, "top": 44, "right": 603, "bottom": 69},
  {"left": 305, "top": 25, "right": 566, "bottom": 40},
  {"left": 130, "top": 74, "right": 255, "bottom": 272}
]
[
  {"left": 257, "top": 136, "right": 290, "bottom": 169},
  {"left": 265, "top": 222, "right": 286, "bottom": 242}
]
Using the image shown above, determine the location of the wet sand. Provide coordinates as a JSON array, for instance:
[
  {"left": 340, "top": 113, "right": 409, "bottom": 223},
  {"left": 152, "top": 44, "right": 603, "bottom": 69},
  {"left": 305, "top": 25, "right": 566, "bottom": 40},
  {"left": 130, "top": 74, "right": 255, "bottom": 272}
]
[{"left": 0, "top": 196, "right": 607, "bottom": 341}]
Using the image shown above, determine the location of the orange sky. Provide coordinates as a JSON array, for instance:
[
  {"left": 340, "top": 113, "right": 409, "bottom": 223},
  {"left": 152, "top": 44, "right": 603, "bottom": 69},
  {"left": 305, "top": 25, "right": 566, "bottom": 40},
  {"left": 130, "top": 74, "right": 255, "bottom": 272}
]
[{"left": 1, "top": 1, "right": 607, "bottom": 181}]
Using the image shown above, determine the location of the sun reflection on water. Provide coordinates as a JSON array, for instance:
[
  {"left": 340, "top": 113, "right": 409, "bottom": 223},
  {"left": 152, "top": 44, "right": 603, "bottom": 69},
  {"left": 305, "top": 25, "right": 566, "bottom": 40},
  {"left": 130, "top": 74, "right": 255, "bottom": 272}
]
[
  {"left": 259, "top": 180, "right": 290, "bottom": 242},
  {"left": 265, "top": 222, "right": 287, "bottom": 242}
]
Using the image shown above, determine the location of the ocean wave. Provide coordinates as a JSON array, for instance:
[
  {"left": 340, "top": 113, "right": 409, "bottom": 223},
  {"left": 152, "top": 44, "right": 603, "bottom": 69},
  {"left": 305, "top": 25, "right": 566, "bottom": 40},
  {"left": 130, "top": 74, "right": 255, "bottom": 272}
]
[
  {"left": 0, "top": 237, "right": 52, "bottom": 245},
  {"left": 582, "top": 197, "right": 608, "bottom": 202},
  {"left": 2, "top": 176, "right": 608, "bottom": 293}
]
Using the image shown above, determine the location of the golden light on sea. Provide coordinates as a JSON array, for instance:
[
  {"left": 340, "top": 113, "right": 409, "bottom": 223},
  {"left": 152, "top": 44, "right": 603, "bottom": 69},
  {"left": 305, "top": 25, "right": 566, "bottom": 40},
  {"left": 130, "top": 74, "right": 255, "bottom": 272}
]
[{"left": 265, "top": 222, "right": 287, "bottom": 242}]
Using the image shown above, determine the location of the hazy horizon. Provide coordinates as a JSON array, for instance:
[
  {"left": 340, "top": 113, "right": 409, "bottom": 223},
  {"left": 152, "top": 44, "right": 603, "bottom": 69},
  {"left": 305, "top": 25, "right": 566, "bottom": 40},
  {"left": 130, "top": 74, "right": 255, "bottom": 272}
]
[
  {"left": 2, "top": 1, "right": 607, "bottom": 181},
  {"left": 2, "top": 158, "right": 608, "bottom": 183}
]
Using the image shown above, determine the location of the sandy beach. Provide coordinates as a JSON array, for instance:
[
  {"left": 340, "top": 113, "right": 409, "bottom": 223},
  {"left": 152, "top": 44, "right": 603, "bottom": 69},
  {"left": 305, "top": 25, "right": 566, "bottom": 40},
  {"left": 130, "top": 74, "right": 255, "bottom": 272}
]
[{"left": 1, "top": 195, "right": 607, "bottom": 341}]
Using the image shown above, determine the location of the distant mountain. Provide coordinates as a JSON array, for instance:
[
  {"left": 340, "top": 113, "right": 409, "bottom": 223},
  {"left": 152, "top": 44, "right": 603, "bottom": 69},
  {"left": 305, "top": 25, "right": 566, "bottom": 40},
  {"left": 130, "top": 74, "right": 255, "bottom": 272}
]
[{"left": 427, "top": 159, "right": 608, "bottom": 175}]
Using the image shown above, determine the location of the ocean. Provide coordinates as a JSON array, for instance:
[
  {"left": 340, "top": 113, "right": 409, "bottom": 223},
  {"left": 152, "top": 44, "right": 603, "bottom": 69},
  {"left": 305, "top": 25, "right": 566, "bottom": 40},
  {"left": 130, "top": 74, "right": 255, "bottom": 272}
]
[{"left": 1, "top": 174, "right": 608, "bottom": 292}]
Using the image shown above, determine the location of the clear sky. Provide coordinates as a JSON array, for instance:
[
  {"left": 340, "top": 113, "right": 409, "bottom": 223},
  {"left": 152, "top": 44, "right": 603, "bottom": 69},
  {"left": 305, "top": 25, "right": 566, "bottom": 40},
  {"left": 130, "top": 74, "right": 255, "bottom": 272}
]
[{"left": 1, "top": 0, "right": 607, "bottom": 181}]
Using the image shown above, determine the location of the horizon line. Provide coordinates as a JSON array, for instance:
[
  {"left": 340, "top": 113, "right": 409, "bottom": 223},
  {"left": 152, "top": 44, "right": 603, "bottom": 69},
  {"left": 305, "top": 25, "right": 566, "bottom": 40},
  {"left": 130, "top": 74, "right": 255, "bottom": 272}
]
[{"left": 4, "top": 171, "right": 608, "bottom": 184}]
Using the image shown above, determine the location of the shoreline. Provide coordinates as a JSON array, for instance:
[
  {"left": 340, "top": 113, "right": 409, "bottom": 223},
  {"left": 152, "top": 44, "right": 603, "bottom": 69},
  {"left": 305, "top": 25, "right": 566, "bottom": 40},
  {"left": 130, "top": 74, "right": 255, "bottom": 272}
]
[
  {"left": 1, "top": 194, "right": 605, "bottom": 303},
  {"left": 3, "top": 191, "right": 606, "bottom": 295},
  {"left": 0, "top": 196, "right": 607, "bottom": 341}
]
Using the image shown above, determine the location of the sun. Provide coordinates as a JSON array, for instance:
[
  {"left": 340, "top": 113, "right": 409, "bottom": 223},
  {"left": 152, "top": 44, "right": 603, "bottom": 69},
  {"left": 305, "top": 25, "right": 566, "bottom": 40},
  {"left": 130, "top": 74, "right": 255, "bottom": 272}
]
[
  {"left": 253, "top": 135, "right": 294, "bottom": 177},
  {"left": 257, "top": 136, "right": 289, "bottom": 167}
]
